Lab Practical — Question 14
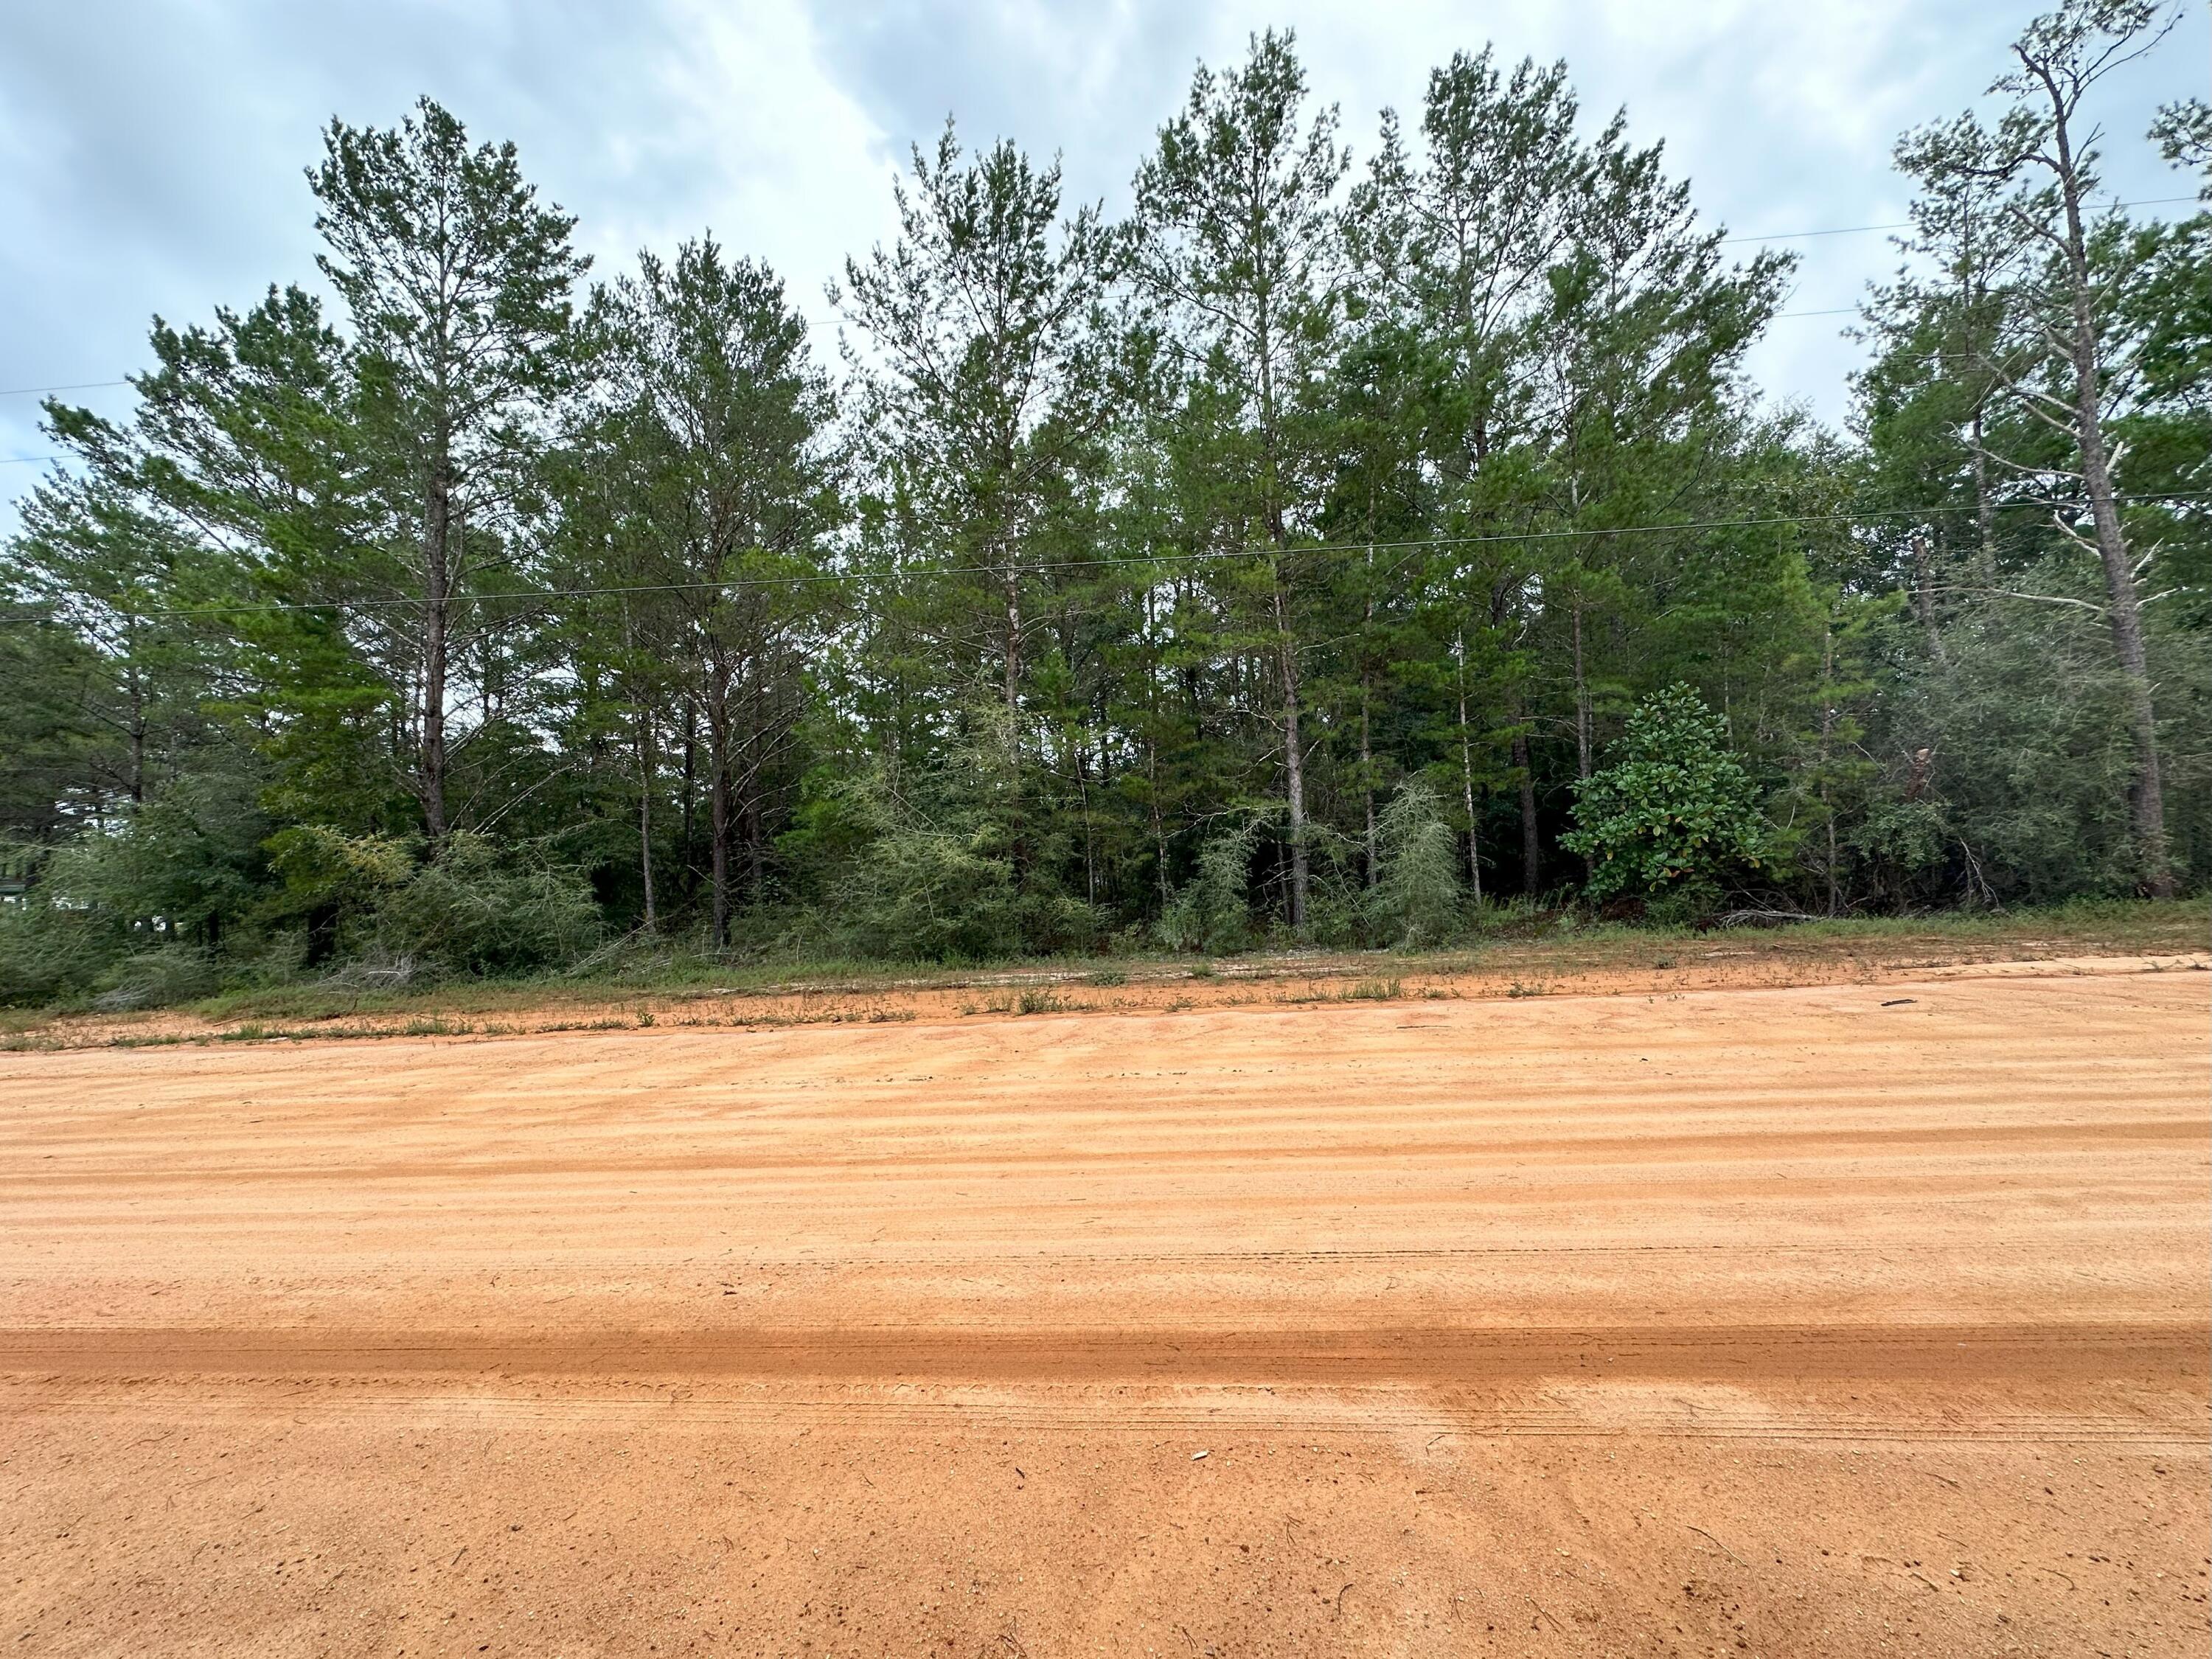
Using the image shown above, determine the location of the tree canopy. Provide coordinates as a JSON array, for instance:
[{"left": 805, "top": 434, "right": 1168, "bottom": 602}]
[{"left": 4, "top": 9, "right": 2206, "bottom": 1004}]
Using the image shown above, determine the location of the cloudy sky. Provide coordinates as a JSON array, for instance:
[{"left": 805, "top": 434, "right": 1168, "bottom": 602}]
[{"left": 2, "top": 0, "right": 2203, "bottom": 536}]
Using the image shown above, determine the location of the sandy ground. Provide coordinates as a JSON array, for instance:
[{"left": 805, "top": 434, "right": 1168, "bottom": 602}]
[{"left": 1, "top": 959, "right": 2205, "bottom": 1656}]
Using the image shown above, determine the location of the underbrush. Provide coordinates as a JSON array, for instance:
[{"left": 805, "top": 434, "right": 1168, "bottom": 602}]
[{"left": 2, "top": 895, "right": 2201, "bottom": 1035}]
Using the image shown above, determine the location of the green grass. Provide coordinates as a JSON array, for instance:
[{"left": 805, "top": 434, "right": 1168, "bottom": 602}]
[{"left": 6, "top": 896, "right": 2202, "bottom": 1043}]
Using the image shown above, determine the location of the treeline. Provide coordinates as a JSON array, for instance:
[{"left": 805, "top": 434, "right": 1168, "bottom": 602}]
[{"left": 3, "top": 6, "right": 2208, "bottom": 1003}]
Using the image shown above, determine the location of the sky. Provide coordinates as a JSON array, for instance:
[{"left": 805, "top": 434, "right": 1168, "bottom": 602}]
[{"left": 1, "top": 0, "right": 2204, "bottom": 538}]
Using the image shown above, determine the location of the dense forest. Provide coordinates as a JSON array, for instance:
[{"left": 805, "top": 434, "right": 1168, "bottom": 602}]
[{"left": 3, "top": 2, "right": 2207, "bottom": 1005}]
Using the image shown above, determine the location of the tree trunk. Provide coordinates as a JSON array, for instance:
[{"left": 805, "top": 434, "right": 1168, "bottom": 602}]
[
  {"left": 124, "top": 655, "right": 146, "bottom": 806},
  {"left": 420, "top": 450, "right": 452, "bottom": 845},
  {"left": 745, "top": 775, "right": 765, "bottom": 899},
  {"left": 1455, "top": 636, "right": 1481, "bottom": 902},
  {"left": 2047, "top": 94, "right": 2173, "bottom": 896},
  {"left": 1458, "top": 717, "right": 1483, "bottom": 905},
  {"left": 1360, "top": 686, "right": 1377, "bottom": 890},
  {"left": 1571, "top": 602, "right": 1594, "bottom": 883},
  {"left": 1818, "top": 622, "right": 1839, "bottom": 919},
  {"left": 1147, "top": 738, "right": 1172, "bottom": 914},
  {"left": 1512, "top": 717, "right": 1540, "bottom": 898},
  {"left": 636, "top": 700, "right": 656, "bottom": 933},
  {"left": 1361, "top": 549, "right": 1378, "bottom": 891},
  {"left": 1571, "top": 602, "right": 1591, "bottom": 784},
  {"left": 679, "top": 698, "right": 698, "bottom": 900},
  {"left": 706, "top": 668, "right": 734, "bottom": 948},
  {"left": 1910, "top": 534, "right": 1948, "bottom": 666},
  {"left": 1969, "top": 408, "right": 2001, "bottom": 592},
  {"left": 1273, "top": 582, "right": 1308, "bottom": 933}
]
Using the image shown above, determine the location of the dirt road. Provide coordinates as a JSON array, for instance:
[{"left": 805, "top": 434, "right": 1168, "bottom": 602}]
[{"left": 3, "top": 961, "right": 2205, "bottom": 1655}]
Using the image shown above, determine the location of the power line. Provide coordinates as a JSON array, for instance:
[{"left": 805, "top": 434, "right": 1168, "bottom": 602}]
[
  {"left": 0, "top": 380, "right": 131, "bottom": 399},
  {"left": 49, "top": 491, "right": 2206, "bottom": 621},
  {"left": 0, "top": 456, "right": 62, "bottom": 466},
  {"left": 1716, "top": 194, "right": 2200, "bottom": 246}
]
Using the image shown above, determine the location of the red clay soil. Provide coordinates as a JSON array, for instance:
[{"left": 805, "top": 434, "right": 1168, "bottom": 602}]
[{"left": 1, "top": 959, "right": 2205, "bottom": 1655}]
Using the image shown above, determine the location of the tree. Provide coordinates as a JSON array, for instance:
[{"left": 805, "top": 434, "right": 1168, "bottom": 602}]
[
  {"left": 835, "top": 125, "right": 1113, "bottom": 767},
  {"left": 1562, "top": 684, "right": 1767, "bottom": 903},
  {"left": 310, "top": 97, "right": 588, "bottom": 844},
  {"left": 1130, "top": 29, "right": 1348, "bottom": 933},
  {"left": 1347, "top": 49, "right": 1596, "bottom": 896},
  {"left": 1896, "top": 1, "right": 2185, "bottom": 894},
  {"left": 584, "top": 239, "right": 838, "bottom": 945}
]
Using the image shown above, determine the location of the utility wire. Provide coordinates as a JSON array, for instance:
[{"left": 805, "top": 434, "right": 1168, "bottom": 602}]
[
  {"left": 0, "top": 380, "right": 131, "bottom": 399},
  {"left": 1716, "top": 194, "right": 2199, "bottom": 245},
  {"left": 41, "top": 491, "right": 2206, "bottom": 621}
]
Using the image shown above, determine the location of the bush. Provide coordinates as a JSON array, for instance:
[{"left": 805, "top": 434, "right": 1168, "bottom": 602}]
[
  {"left": 263, "top": 824, "right": 414, "bottom": 964},
  {"left": 844, "top": 821, "right": 1022, "bottom": 961},
  {"left": 41, "top": 774, "right": 271, "bottom": 950},
  {"left": 0, "top": 900, "right": 119, "bottom": 1007},
  {"left": 1562, "top": 685, "right": 1769, "bottom": 902},
  {"left": 91, "top": 948, "right": 223, "bottom": 1012},
  {"left": 1367, "top": 779, "right": 1464, "bottom": 947},
  {"left": 1159, "top": 818, "right": 1260, "bottom": 953},
  {"left": 371, "top": 834, "right": 600, "bottom": 976}
]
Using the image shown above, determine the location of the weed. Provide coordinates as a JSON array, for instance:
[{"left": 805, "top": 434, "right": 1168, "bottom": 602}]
[
  {"left": 1085, "top": 970, "right": 1127, "bottom": 987},
  {"left": 1343, "top": 977, "right": 1402, "bottom": 1001},
  {"left": 1017, "top": 988, "right": 1068, "bottom": 1015}
]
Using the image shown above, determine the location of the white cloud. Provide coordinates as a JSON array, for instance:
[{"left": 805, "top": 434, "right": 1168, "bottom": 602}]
[{"left": 2, "top": 0, "right": 2202, "bottom": 534}]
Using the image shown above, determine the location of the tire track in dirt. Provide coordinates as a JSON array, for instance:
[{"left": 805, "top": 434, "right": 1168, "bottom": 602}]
[
  {"left": 1, "top": 960, "right": 2205, "bottom": 1657},
  {"left": 4, "top": 1317, "right": 2204, "bottom": 1388}
]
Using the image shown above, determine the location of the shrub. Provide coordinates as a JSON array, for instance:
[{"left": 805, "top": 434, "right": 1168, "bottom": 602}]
[
  {"left": 371, "top": 834, "right": 600, "bottom": 976},
  {"left": 1367, "top": 779, "right": 1464, "bottom": 947},
  {"left": 843, "top": 821, "right": 1022, "bottom": 961},
  {"left": 1160, "top": 819, "right": 1260, "bottom": 954},
  {"left": 1562, "top": 685, "right": 1769, "bottom": 902},
  {"left": 0, "top": 900, "right": 118, "bottom": 1007},
  {"left": 91, "top": 948, "right": 223, "bottom": 1012}
]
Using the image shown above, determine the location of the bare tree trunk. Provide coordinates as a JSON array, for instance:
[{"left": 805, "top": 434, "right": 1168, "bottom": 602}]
[
  {"left": 1360, "top": 687, "right": 1378, "bottom": 890},
  {"left": 1004, "top": 565, "right": 1022, "bottom": 734},
  {"left": 1512, "top": 715, "right": 1540, "bottom": 897},
  {"left": 2044, "top": 89, "right": 2172, "bottom": 896},
  {"left": 1147, "top": 739, "right": 1171, "bottom": 914},
  {"left": 1969, "top": 409, "right": 2002, "bottom": 592},
  {"left": 1571, "top": 602, "right": 1594, "bottom": 883},
  {"left": 1075, "top": 742, "right": 1098, "bottom": 905},
  {"left": 1910, "top": 534, "right": 1949, "bottom": 666},
  {"left": 1571, "top": 601, "right": 1591, "bottom": 785},
  {"left": 419, "top": 456, "right": 452, "bottom": 845},
  {"left": 706, "top": 667, "right": 734, "bottom": 949},
  {"left": 1273, "top": 582, "right": 1308, "bottom": 933},
  {"left": 123, "top": 649, "right": 146, "bottom": 805},
  {"left": 1818, "top": 622, "right": 1839, "bottom": 919},
  {"left": 679, "top": 697, "right": 698, "bottom": 900},
  {"left": 636, "top": 700, "right": 655, "bottom": 933},
  {"left": 1455, "top": 637, "right": 1481, "bottom": 902},
  {"left": 746, "top": 671, "right": 768, "bottom": 899},
  {"left": 1361, "top": 549, "right": 1378, "bottom": 891}
]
